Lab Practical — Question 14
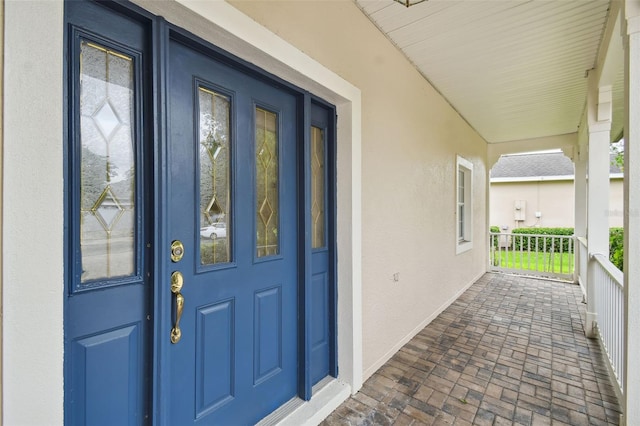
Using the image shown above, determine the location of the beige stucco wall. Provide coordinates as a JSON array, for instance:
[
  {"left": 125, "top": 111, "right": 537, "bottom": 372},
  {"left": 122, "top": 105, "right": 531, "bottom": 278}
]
[
  {"left": 4, "top": 2, "right": 64, "bottom": 423},
  {"left": 230, "top": 0, "right": 488, "bottom": 378},
  {"left": 609, "top": 178, "right": 624, "bottom": 228},
  {"left": 490, "top": 178, "right": 624, "bottom": 230}
]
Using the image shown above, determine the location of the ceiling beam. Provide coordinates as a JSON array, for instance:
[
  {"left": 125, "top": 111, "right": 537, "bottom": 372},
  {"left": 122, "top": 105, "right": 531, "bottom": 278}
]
[
  {"left": 596, "top": 1, "right": 624, "bottom": 88},
  {"left": 487, "top": 133, "right": 578, "bottom": 168}
]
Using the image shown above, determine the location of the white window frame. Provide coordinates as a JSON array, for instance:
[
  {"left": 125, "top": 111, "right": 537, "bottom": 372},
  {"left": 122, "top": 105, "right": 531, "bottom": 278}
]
[{"left": 456, "top": 155, "right": 473, "bottom": 254}]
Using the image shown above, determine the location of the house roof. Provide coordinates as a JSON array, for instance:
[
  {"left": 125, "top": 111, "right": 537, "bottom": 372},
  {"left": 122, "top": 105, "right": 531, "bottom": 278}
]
[
  {"left": 356, "top": 1, "right": 623, "bottom": 146},
  {"left": 490, "top": 151, "right": 622, "bottom": 179}
]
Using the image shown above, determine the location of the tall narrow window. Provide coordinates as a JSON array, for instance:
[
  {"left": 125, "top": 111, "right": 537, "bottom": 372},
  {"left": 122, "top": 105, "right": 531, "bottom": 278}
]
[
  {"left": 198, "top": 87, "right": 231, "bottom": 265},
  {"left": 79, "top": 41, "right": 136, "bottom": 282},
  {"left": 458, "top": 170, "right": 465, "bottom": 241},
  {"left": 256, "top": 108, "right": 279, "bottom": 257},
  {"left": 456, "top": 155, "right": 473, "bottom": 254}
]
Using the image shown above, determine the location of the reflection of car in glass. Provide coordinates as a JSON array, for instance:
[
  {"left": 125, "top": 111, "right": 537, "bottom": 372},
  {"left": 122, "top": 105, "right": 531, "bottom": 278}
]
[{"left": 200, "top": 223, "right": 227, "bottom": 239}]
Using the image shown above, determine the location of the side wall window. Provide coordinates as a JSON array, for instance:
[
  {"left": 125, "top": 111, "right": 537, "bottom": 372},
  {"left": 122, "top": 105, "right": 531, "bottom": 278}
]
[{"left": 456, "top": 155, "right": 473, "bottom": 254}]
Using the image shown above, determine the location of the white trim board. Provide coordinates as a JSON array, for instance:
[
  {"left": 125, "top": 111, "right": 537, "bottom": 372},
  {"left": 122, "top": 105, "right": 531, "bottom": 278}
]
[{"left": 3, "top": 2, "right": 65, "bottom": 424}]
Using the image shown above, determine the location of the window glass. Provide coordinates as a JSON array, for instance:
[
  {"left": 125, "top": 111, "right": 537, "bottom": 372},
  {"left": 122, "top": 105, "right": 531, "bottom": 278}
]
[
  {"left": 311, "top": 126, "right": 326, "bottom": 248},
  {"left": 456, "top": 155, "right": 473, "bottom": 254},
  {"left": 256, "top": 108, "right": 279, "bottom": 257},
  {"left": 458, "top": 170, "right": 465, "bottom": 241},
  {"left": 79, "top": 41, "right": 135, "bottom": 282},
  {"left": 198, "top": 87, "right": 231, "bottom": 265}
]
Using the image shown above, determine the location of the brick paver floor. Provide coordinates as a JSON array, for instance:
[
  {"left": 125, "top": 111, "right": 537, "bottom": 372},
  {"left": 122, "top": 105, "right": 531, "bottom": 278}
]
[{"left": 322, "top": 273, "right": 622, "bottom": 425}]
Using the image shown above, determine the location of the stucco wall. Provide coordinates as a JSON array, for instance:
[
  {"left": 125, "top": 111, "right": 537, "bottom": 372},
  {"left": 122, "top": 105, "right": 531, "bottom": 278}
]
[
  {"left": 3, "top": 1, "right": 65, "bottom": 424},
  {"left": 490, "top": 179, "right": 624, "bottom": 230},
  {"left": 230, "top": 0, "right": 488, "bottom": 378},
  {"left": 609, "top": 178, "right": 624, "bottom": 228}
]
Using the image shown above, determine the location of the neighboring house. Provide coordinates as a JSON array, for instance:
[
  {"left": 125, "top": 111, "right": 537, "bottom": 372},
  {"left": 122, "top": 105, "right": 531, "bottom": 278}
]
[
  {"left": 3, "top": 1, "right": 640, "bottom": 425},
  {"left": 490, "top": 151, "right": 624, "bottom": 230}
]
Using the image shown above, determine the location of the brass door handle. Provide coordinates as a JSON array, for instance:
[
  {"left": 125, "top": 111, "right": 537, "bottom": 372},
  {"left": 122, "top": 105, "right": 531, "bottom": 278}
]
[
  {"left": 171, "top": 271, "right": 184, "bottom": 293},
  {"left": 171, "top": 293, "right": 184, "bottom": 344},
  {"left": 170, "top": 271, "right": 184, "bottom": 344}
]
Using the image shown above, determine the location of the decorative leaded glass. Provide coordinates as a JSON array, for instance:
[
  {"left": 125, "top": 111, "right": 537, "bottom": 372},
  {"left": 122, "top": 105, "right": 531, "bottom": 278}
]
[
  {"left": 311, "top": 126, "right": 325, "bottom": 248},
  {"left": 79, "top": 41, "right": 135, "bottom": 282},
  {"left": 198, "top": 87, "right": 231, "bottom": 265},
  {"left": 256, "top": 108, "right": 279, "bottom": 257}
]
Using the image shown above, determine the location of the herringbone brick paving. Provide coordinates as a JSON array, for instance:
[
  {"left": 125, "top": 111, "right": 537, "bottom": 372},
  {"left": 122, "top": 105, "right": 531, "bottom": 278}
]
[{"left": 322, "top": 273, "right": 621, "bottom": 425}]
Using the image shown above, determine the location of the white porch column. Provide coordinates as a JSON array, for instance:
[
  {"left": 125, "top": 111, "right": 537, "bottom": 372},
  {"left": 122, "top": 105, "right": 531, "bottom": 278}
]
[
  {"left": 585, "top": 75, "right": 612, "bottom": 338},
  {"left": 574, "top": 145, "right": 587, "bottom": 240},
  {"left": 574, "top": 141, "right": 587, "bottom": 286},
  {"left": 623, "top": 2, "right": 640, "bottom": 423}
]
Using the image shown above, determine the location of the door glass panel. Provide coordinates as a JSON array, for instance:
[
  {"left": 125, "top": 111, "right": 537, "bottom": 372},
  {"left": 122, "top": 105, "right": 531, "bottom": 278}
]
[
  {"left": 256, "top": 108, "right": 279, "bottom": 257},
  {"left": 198, "top": 87, "right": 231, "bottom": 265},
  {"left": 79, "top": 41, "right": 135, "bottom": 282},
  {"left": 311, "top": 126, "right": 325, "bottom": 249}
]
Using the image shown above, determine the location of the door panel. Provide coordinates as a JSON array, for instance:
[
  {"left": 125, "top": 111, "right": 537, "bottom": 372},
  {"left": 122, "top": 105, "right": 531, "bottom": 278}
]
[
  {"left": 167, "top": 36, "right": 299, "bottom": 425},
  {"left": 65, "top": 2, "right": 151, "bottom": 424},
  {"left": 195, "top": 300, "right": 234, "bottom": 416},
  {"left": 71, "top": 324, "right": 141, "bottom": 425},
  {"left": 309, "top": 102, "right": 336, "bottom": 386},
  {"left": 254, "top": 286, "right": 283, "bottom": 382},
  {"left": 310, "top": 270, "right": 330, "bottom": 382}
]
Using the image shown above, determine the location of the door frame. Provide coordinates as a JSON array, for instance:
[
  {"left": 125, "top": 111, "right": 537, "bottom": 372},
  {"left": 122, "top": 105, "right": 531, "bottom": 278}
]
[{"left": 3, "top": 0, "right": 362, "bottom": 423}]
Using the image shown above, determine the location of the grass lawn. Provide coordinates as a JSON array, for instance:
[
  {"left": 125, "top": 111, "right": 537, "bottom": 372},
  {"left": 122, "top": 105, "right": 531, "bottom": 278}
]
[{"left": 492, "top": 250, "right": 574, "bottom": 275}]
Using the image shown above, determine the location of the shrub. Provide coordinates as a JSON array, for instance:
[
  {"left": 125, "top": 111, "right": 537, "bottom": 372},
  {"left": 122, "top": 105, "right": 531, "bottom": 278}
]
[
  {"left": 610, "top": 227, "right": 624, "bottom": 272},
  {"left": 490, "top": 226, "right": 501, "bottom": 249},
  {"left": 512, "top": 227, "right": 575, "bottom": 253}
]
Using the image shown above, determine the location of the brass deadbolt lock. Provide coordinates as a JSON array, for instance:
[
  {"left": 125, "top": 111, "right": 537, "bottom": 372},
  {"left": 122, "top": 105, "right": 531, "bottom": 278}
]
[{"left": 171, "top": 240, "right": 185, "bottom": 263}]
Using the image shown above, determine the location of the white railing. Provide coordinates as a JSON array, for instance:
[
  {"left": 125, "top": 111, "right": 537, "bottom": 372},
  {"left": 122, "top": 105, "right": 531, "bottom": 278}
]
[
  {"left": 577, "top": 237, "right": 588, "bottom": 297},
  {"left": 592, "top": 253, "right": 625, "bottom": 394},
  {"left": 489, "top": 232, "right": 575, "bottom": 280}
]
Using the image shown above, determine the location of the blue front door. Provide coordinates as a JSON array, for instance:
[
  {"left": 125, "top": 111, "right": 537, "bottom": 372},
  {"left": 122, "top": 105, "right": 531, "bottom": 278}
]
[
  {"left": 165, "top": 37, "right": 299, "bottom": 424},
  {"left": 65, "top": 2, "right": 336, "bottom": 424}
]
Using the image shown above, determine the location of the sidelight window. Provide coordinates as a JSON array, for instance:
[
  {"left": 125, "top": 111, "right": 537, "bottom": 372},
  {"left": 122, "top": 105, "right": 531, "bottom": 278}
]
[{"left": 79, "top": 40, "right": 136, "bottom": 282}]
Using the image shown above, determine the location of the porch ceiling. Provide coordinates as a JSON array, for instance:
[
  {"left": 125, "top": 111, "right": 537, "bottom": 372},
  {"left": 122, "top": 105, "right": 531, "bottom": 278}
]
[{"left": 356, "top": 0, "right": 623, "bottom": 145}]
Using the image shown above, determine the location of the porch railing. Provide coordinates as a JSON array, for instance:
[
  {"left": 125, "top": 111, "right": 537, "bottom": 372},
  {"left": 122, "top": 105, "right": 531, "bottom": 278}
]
[
  {"left": 577, "top": 237, "right": 588, "bottom": 296},
  {"left": 489, "top": 232, "right": 574, "bottom": 280},
  {"left": 592, "top": 253, "right": 625, "bottom": 394}
]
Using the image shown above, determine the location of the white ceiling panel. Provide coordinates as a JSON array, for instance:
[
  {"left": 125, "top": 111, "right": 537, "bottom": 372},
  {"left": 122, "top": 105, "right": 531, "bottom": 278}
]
[{"left": 356, "top": 0, "right": 617, "bottom": 144}]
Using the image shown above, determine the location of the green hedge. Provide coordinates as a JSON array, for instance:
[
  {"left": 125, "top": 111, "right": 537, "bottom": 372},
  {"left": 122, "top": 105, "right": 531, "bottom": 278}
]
[
  {"left": 490, "top": 226, "right": 501, "bottom": 249},
  {"left": 489, "top": 226, "right": 625, "bottom": 271},
  {"left": 511, "top": 227, "right": 575, "bottom": 253},
  {"left": 610, "top": 227, "right": 624, "bottom": 272}
]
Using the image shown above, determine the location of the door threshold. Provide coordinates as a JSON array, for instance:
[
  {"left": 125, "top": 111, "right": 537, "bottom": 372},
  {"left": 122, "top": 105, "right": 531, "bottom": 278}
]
[
  {"left": 257, "top": 379, "right": 351, "bottom": 426},
  {"left": 312, "top": 376, "right": 335, "bottom": 394}
]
